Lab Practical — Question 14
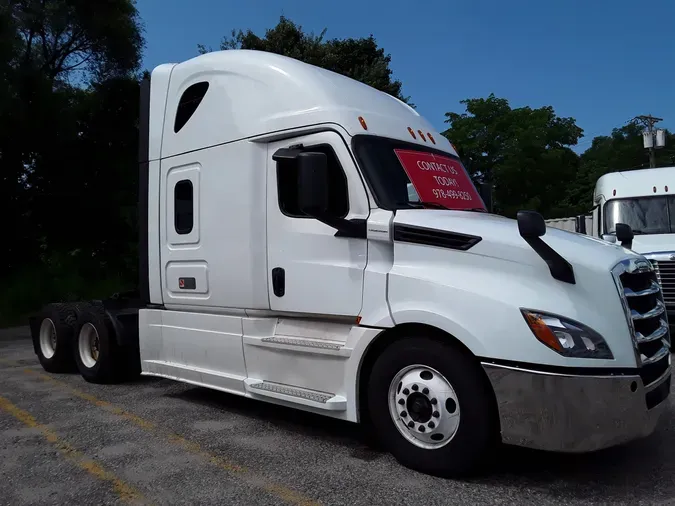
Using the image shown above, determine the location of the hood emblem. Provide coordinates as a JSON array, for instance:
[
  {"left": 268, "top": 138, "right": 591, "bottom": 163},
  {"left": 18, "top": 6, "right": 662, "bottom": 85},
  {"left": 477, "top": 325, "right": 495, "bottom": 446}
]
[{"left": 670, "top": 254, "right": 675, "bottom": 261}]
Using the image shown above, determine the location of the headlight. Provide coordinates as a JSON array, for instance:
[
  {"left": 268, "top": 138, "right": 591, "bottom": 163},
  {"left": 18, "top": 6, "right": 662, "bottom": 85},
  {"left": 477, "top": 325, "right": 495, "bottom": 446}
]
[{"left": 521, "top": 309, "right": 614, "bottom": 359}]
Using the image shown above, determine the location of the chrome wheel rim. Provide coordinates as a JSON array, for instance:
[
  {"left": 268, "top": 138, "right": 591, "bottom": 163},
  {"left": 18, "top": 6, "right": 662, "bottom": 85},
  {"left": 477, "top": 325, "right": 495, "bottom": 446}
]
[
  {"left": 78, "top": 323, "right": 100, "bottom": 368},
  {"left": 39, "top": 318, "right": 57, "bottom": 359},
  {"left": 388, "top": 364, "right": 460, "bottom": 449}
]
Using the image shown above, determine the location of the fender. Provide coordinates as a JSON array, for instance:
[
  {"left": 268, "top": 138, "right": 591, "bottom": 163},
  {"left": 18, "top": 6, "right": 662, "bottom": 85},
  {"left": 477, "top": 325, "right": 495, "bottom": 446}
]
[
  {"left": 341, "top": 306, "right": 484, "bottom": 423},
  {"left": 386, "top": 306, "right": 487, "bottom": 356},
  {"left": 104, "top": 308, "right": 140, "bottom": 348}
]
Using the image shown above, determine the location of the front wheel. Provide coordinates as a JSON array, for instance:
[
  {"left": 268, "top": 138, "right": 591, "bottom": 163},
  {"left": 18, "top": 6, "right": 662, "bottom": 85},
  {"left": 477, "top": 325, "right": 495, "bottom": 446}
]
[{"left": 367, "top": 337, "right": 497, "bottom": 477}]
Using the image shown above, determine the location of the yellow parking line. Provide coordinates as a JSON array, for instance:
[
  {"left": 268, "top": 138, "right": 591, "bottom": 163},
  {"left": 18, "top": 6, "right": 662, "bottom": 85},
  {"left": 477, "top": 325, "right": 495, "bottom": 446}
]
[
  {"left": 22, "top": 369, "right": 320, "bottom": 506},
  {"left": 0, "top": 395, "right": 149, "bottom": 506}
]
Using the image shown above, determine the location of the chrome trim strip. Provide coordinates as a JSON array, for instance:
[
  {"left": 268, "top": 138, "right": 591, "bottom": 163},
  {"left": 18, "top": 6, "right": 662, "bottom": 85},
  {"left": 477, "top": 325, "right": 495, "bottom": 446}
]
[
  {"left": 640, "top": 343, "right": 670, "bottom": 366},
  {"left": 624, "top": 280, "right": 660, "bottom": 297},
  {"left": 479, "top": 361, "right": 620, "bottom": 379},
  {"left": 642, "top": 251, "right": 675, "bottom": 262},
  {"left": 644, "top": 366, "right": 672, "bottom": 393},
  {"left": 636, "top": 319, "right": 669, "bottom": 343},
  {"left": 631, "top": 300, "right": 665, "bottom": 320}
]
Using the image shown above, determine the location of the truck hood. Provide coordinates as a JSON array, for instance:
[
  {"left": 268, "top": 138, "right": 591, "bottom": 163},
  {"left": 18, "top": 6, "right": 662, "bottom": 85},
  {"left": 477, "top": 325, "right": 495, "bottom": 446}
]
[
  {"left": 627, "top": 234, "right": 675, "bottom": 256},
  {"left": 393, "top": 209, "right": 637, "bottom": 272}
]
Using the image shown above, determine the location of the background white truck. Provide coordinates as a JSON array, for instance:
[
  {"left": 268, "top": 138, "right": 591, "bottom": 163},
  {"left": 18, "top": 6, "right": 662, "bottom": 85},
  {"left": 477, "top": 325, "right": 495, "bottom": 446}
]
[
  {"left": 30, "top": 50, "right": 670, "bottom": 478},
  {"left": 546, "top": 166, "right": 675, "bottom": 332}
]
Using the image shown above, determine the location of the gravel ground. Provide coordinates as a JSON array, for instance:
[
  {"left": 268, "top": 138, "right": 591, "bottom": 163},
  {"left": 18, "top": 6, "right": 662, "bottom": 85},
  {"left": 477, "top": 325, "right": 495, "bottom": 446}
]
[{"left": 1, "top": 326, "right": 675, "bottom": 506}]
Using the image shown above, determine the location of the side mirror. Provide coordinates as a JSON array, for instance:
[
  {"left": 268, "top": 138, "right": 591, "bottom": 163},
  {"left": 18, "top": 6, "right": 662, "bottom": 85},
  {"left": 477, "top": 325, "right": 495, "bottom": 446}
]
[
  {"left": 615, "top": 222, "right": 634, "bottom": 249},
  {"left": 297, "top": 152, "right": 329, "bottom": 216},
  {"left": 517, "top": 210, "right": 546, "bottom": 239},
  {"left": 479, "top": 183, "right": 493, "bottom": 213}
]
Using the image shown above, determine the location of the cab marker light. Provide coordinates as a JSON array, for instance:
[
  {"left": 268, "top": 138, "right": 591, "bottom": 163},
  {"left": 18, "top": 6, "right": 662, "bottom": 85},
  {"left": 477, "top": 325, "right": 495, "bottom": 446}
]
[
  {"left": 427, "top": 133, "right": 436, "bottom": 144},
  {"left": 417, "top": 130, "right": 427, "bottom": 142},
  {"left": 358, "top": 116, "right": 368, "bottom": 130},
  {"left": 407, "top": 127, "right": 416, "bottom": 139}
]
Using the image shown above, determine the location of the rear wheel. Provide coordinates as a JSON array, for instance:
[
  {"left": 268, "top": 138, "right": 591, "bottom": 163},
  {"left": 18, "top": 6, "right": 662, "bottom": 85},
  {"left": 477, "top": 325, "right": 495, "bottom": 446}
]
[
  {"left": 74, "top": 306, "right": 121, "bottom": 384},
  {"left": 35, "top": 303, "right": 77, "bottom": 373},
  {"left": 367, "top": 336, "right": 497, "bottom": 477}
]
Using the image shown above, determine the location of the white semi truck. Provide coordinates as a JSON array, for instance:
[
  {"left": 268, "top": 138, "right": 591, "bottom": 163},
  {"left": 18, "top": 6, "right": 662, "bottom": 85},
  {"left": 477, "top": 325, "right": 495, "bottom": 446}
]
[
  {"left": 547, "top": 166, "right": 675, "bottom": 333},
  {"left": 30, "top": 50, "right": 670, "bottom": 477}
]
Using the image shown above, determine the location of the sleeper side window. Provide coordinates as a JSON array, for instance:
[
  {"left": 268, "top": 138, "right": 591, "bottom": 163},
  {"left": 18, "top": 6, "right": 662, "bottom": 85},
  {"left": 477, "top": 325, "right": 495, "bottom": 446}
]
[
  {"left": 174, "top": 82, "right": 209, "bottom": 133},
  {"left": 174, "top": 179, "right": 194, "bottom": 234},
  {"left": 277, "top": 144, "right": 349, "bottom": 219}
]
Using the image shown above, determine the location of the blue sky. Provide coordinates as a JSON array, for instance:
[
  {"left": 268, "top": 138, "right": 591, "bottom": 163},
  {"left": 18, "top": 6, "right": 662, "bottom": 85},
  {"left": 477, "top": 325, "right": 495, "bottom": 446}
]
[{"left": 136, "top": 0, "right": 674, "bottom": 153}]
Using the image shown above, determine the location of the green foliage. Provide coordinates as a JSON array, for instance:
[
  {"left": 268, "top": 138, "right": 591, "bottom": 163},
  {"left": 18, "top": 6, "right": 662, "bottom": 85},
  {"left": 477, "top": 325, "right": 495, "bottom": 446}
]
[
  {"left": 558, "top": 124, "right": 675, "bottom": 216},
  {"left": 199, "top": 16, "right": 411, "bottom": 104},
  {"left": 0, "top": 0, "right": 143, "bottom": 324},
  {"left": 1, "top": 8, "right": 673, "bottom": 325},
  {"left": 442, "top": 94, "right": 583, "bottom": 217}
]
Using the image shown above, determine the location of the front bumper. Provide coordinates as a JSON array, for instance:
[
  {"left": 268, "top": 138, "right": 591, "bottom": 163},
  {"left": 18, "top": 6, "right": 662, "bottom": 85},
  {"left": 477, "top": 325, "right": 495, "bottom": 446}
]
[{"left": 482, "top": 361, "right": 671, "bottom": 453}]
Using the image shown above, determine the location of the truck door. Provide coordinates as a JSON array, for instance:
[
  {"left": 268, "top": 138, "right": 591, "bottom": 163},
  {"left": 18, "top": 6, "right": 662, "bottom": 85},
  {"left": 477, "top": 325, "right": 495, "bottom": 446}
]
[{"left": 266, "top": 131, "right": 370, "bottom": 317}]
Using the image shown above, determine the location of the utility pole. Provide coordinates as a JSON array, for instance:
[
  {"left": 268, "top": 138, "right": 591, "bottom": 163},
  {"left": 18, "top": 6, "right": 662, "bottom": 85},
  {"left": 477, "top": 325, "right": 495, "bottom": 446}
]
[{"left": 630, "top": 114, "right": 665, "bottom": 168}]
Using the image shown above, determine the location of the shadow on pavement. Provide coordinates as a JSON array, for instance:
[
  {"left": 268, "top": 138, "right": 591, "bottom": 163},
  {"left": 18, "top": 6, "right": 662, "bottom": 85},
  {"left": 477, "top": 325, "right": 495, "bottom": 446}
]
[{"left": 170, "top": 383, "right": 675, "bottom": 502}]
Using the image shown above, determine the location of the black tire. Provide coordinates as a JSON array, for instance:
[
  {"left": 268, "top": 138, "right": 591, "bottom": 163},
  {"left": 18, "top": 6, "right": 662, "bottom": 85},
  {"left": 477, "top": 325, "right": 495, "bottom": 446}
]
[
  {"left": 73, "top": 305, "right": 122, "bottom": 384},
  {"left": 34, "top": 303, "right": 78, "bottom": 373},
  {"left": 366, "top": 336, "right": 497, "bottom": 477}
]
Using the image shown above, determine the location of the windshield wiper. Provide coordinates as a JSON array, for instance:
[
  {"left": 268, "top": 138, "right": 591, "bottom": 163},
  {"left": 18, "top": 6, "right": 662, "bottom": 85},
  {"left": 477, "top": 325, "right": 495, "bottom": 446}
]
[{"left": 394, "top": 201, "right": 446, "bottom": 210}]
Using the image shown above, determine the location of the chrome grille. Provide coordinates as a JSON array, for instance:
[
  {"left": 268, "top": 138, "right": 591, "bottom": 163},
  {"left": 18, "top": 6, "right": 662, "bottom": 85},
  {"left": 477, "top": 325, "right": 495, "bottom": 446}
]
[
  {"left": 612, "top": 258, "right": 671, "bottom": 404},
  {"left": 649, "top": 259, "right": 675, "bottom": 310}
]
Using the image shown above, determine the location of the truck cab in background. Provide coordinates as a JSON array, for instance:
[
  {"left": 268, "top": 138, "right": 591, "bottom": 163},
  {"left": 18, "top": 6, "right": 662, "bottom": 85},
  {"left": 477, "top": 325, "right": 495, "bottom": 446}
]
[
  {"left": 547, "top": 167, "right": 675, "bottom": 331},
  {"left": 32, "top": 50, "right": 670, "bottom": 478}
]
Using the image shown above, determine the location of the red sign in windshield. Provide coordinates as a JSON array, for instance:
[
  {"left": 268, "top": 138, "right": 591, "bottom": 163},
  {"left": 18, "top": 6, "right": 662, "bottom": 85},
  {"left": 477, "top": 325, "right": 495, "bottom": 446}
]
[{"left": 394, "top": 149, "right": 485, "bottom": 211}]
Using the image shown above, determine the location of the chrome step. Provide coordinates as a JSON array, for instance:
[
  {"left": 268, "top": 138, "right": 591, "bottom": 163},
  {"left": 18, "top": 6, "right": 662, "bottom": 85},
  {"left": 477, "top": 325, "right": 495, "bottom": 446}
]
[
  {"left": 262, "top": 336, "right": 342, "bottom": 350},
  {"left": 243, "top": 335, "right": 351, "bottom": 357},
  {"left": 244, "top": 379, "right": 347, "bottom": 411}
]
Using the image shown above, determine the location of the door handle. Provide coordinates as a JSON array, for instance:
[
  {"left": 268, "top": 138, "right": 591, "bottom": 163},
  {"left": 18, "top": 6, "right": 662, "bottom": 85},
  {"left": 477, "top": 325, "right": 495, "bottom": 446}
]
[{"left": 272, "top": 267, "right": 285, "bottom": 297}]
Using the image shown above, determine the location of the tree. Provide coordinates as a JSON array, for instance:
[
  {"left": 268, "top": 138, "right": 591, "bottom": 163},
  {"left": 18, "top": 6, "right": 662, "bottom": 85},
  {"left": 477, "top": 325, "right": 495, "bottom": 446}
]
[
  {"left": 561, "top": 123, "right": 675, "bottom": 214},
  {"left": 0, "top": 0, "right": 144, "bottom": 322},
  {"left": 442, "top": 94, "right": 584, "bottom": 217},
  {"left": 198, "top": 16, "right": 410, "bottom": 104}
]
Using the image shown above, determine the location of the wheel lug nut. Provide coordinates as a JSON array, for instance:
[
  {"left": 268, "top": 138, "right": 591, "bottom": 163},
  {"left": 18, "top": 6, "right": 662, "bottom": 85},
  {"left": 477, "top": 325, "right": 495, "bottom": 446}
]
[
  {"left": 428, "top": 421, "right": 435, "bottom": 429},
  {"left": 408, "top": 421, "right": 415, "bottom": 428},
  {"left": 398, "top": 399, "right": 404, "bottom": 405},
  {"left": 402, "top": 388, "right": 410, "bottom": 395},
  {"left": 419, "top": 425, "right": 425, "bottom": 433},
  {"left": 422, "top": 387, "right": 429, "bottom": 395},
  {"left": 412, "top": 384, "right": 419, "bottom": 391},
  {"left": 431, "top": 398, "right": 437, "bottom": 405},
  {"left": 433, "top": 411, "right": 439, "bottom": 418},
  {"left": 400, "top": 411, "right": 407, "bottom": 417}
]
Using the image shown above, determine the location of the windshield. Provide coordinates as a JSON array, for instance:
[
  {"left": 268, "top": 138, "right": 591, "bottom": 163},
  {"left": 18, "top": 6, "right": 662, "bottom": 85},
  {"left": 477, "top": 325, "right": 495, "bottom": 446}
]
[
  {"left": 604, "top": 196, "right": 675, "bottom": 235},
  {"left": 351, "top": 134, "right": 486, "bottom": 211}
]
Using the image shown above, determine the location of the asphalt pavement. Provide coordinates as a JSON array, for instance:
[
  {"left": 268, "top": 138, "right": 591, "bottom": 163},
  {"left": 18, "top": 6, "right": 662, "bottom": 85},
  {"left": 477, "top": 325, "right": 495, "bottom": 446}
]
[{"left": 1, "top": 326, "right": 675, "bottom": 505}]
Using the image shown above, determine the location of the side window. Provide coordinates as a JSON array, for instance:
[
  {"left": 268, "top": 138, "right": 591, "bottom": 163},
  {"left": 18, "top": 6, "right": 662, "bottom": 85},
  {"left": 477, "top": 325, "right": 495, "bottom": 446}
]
[
  {"left": 277, "top": 144, "right": 349, "bottom": 219},
  {"left": 174, "top": 180, "right": 194, "bottom": 234},
  {"left": 174, "top": 82, "right": 209, "bottom": 133}
]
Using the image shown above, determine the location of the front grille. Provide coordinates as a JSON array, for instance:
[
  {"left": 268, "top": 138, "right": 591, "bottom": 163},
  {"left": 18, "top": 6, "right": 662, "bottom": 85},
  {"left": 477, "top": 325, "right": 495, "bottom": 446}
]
[
  {"left": 614, "top": 259, "right": 671, "bottom": 402},
  {"left": 650, "top": 260, "right": 675, "bottom": 311}
]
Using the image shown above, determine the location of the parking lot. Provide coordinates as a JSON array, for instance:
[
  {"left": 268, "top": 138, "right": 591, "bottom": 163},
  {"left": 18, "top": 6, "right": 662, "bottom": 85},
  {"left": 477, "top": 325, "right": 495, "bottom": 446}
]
[{"left": 1, "top": 327, "right": 674, "bottom": 506}]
